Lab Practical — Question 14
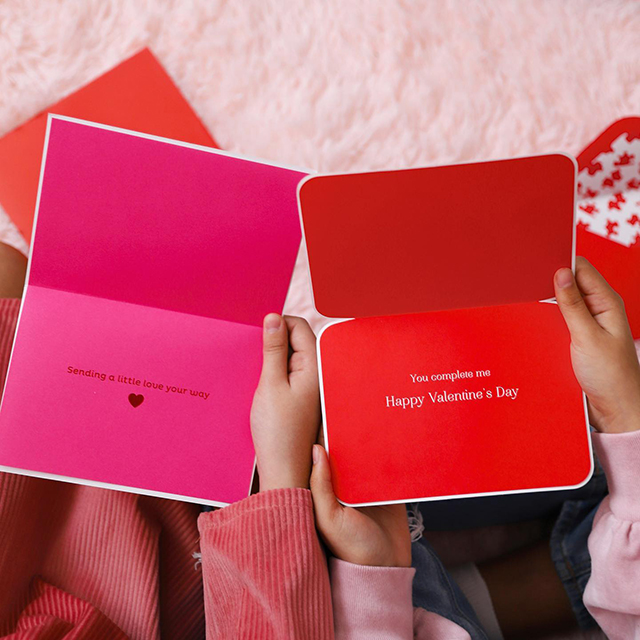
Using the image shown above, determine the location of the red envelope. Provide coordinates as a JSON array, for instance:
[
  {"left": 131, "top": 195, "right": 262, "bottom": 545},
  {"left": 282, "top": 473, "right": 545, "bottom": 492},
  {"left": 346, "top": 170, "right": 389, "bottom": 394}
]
[
  {"left": 575, "top": 117, "right": 640, "bottom": 338},
  {"left": 0, "top": 48, "right": 217, "bottom": 241},
  {"left": 298, "top": 155, "right": 592, "bottom": 506}
]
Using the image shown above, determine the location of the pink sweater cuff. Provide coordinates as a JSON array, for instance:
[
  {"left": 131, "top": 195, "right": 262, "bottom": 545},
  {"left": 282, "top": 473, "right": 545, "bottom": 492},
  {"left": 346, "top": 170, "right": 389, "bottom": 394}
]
[
  {"left": 197, "top": 488, "right": 334, "bottom": 640},
  {"left": 330, "top": 557, "right": 415, "bottom": 639},
  {"left": 198, "top": 486, "right": 314, "bottom": 528},
  {"left": 592, "top": 429, "right": 640, "bottom": 521}
]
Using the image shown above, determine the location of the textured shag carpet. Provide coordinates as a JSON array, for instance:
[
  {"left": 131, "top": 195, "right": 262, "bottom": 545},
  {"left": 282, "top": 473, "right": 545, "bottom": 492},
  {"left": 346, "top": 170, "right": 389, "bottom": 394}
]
[{"left": 2, "top": 1, "right": 640, "bottom": 638}]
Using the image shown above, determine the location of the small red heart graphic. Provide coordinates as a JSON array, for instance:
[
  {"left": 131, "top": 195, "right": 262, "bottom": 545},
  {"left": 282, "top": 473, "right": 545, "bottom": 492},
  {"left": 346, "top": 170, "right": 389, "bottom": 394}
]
[{"left": 128, "top": 393, "right": 144, "bottom": 408}]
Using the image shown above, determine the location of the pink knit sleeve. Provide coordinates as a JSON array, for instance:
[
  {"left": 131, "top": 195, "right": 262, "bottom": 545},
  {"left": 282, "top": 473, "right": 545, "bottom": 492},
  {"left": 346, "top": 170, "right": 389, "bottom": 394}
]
[
  {"left": 583, "top": 430, "right": 640, "bottom": 640},
  {"left": 330, "top": 558, "right": 471, "bottom": 640},
  {"left": 197, "top": 488, "right": 334, "bottom": 640}
]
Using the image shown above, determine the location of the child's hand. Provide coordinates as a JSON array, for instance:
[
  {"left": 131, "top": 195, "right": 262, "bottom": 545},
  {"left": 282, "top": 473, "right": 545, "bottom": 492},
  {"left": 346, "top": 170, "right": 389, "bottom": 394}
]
[
  {"left": 554, "top": 257, "right": 640, "bottom": 434},
  {"left": 310, "top": 444, "right": 412, "bottom": 567},
  {"left": 250, "top": 314, "right": 321, "bottom": 491}
]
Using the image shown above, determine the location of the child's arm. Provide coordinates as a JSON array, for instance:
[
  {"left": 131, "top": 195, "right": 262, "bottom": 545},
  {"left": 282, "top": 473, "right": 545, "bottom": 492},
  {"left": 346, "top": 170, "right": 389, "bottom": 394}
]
[
  {"left": 244, "top": 313, "right": 471, "bottom": 639},
  {"left": 583, "top": 429, "right": 640, "bottom": 639},
  {"left": 311, "top": 440, "right": 471, "bottom": 639},
  {"left": 554, "top": 258, "right": 640, "bottom": 639},
  {"left": 197, "top": 314, "right": 333, "bottom": 640},
  {"left": 197, "top": 488, "right": 333, "bottom": 639}
]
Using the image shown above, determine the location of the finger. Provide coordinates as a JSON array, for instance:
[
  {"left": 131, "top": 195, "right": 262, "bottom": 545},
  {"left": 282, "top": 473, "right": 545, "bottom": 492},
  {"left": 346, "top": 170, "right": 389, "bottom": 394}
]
[
  {"left": 554, "top": 266, "right": 600, "bottom": 344},
  {"left": 284, "top": 316, "right": 316, "bottom": 356},
  {"left": 310, "top": 445, "right": 343, "bottom": 533},
  {"left": 284, "top": 316, "right": 318, "bottom": 378},
  {"left": 259, "top": 313, "right": 289, "bottom": 385},
  {"left": 574, "top": 257, "right": 629, "bottom": 333}
]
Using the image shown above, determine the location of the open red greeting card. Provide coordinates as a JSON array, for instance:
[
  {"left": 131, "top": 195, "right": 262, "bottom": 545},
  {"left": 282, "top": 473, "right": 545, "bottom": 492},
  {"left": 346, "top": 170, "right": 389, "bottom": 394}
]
[{"left": 298, "top": 155, "right": 593, "bottom": 506}]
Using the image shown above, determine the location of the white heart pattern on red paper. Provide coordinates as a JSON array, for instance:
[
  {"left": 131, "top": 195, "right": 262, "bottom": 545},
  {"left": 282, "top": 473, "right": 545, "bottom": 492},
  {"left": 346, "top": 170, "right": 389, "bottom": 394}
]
[{"left": 576, "top": 133, "right": 640, "bottom": 247}]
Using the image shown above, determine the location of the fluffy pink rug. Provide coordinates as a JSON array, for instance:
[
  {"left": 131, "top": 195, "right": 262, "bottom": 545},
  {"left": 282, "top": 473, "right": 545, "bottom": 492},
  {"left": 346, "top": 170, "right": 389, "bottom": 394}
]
[{"left": 2, "top": 1, "right": 639, "bottom": 638}]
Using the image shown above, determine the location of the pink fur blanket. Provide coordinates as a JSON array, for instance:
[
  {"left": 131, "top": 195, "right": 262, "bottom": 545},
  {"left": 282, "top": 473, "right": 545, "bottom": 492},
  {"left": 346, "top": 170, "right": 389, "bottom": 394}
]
[{"left": 3, "top": 1, "right": 639, "bottom": 638}]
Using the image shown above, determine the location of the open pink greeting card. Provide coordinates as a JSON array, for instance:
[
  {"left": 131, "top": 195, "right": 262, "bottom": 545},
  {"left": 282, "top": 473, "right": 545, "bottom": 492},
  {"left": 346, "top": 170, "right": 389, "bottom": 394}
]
[
  {"left": 298, "top": 155, "right": 592, "bottom": 507},
  {"left": 0, "top": 116, "right": 305, "bottom": 506}
]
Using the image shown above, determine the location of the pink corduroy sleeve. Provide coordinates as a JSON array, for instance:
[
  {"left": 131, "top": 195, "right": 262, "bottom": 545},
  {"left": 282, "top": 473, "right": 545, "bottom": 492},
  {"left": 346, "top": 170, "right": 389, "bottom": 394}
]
[
  {"left": 330, "top": 557, "right": 471, "bottom": 640},
  {"left": 583, "top": 429, "right": 640, "bottom": 640},
  {"left": 197, "top": 488, "right": 334, "bottom": 640}
]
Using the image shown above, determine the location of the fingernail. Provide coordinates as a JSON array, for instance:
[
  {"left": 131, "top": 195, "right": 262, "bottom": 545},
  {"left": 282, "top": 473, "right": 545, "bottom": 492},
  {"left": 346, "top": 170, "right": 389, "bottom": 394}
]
[
  {"left": 555, "top": 268, "right": 574, "bottom": 289},
  {"left": 264, "top": 313, "right": 281, "bottom": 333},
  {"left": 312, "top": 445, "right": 319, "bottom": 465}
]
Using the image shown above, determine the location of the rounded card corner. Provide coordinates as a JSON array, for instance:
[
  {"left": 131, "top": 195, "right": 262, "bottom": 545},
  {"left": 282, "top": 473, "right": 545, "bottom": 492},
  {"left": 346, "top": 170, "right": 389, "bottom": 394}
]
[
  {"left": 296, "top": 173, "right": 321, "bottom": 202},
  {"left": 334, "top": 487, "right": 367, "bottom": 508},
  {"left": 572, "top": 453, "right": 596, "bottom": 491},
  {"left": 317, "top": 317, "right": 353, "bottom": 344},
  {"left": 336, "top": 497, "right": 361, "bottom": 508},
  {"left": 559, "top": 447, "right": 595, "bottom": 494},
  {"left": 551, "top": 151, "right": 578, "bottom": 176}
]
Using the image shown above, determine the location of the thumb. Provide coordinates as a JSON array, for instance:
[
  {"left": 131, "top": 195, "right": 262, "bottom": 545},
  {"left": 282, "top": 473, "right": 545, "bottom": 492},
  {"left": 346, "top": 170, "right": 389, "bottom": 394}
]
[
  {"left": 259, "top": 313, "right": 289, "bottom": 384},
  {"left": 554, "top": 267, "right": 599, "bottom": 346},
  {"left": 310, "top": 445, "right": 343, "bottom": 534}
]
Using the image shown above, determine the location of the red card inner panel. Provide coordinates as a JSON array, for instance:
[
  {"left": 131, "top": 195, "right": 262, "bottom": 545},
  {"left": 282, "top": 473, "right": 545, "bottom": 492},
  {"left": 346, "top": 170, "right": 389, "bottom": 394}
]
[
  {"left": 319, "top": 301, "right": 591, "bottom": 506},
  {"left": 299, "top": 155, "right": 576, "bottom": 319}
]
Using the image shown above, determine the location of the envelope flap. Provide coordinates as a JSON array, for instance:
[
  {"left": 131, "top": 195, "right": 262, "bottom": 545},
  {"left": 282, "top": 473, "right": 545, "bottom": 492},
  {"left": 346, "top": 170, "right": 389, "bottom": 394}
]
[{"left": 298, "top": 154, "right": 576, "bottom": 318}]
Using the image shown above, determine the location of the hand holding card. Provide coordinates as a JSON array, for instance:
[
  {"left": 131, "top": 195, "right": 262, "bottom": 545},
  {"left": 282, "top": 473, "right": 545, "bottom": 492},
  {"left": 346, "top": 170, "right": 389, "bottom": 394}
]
[
  {"left": 554, "top": 258, "right": 640, "bottom": 435},
  {"left": 250, "top": 314, "right": 321, "bottom": 491},
  {"left": 310, "top": 444, "right": 412, "bottom": 568}
]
